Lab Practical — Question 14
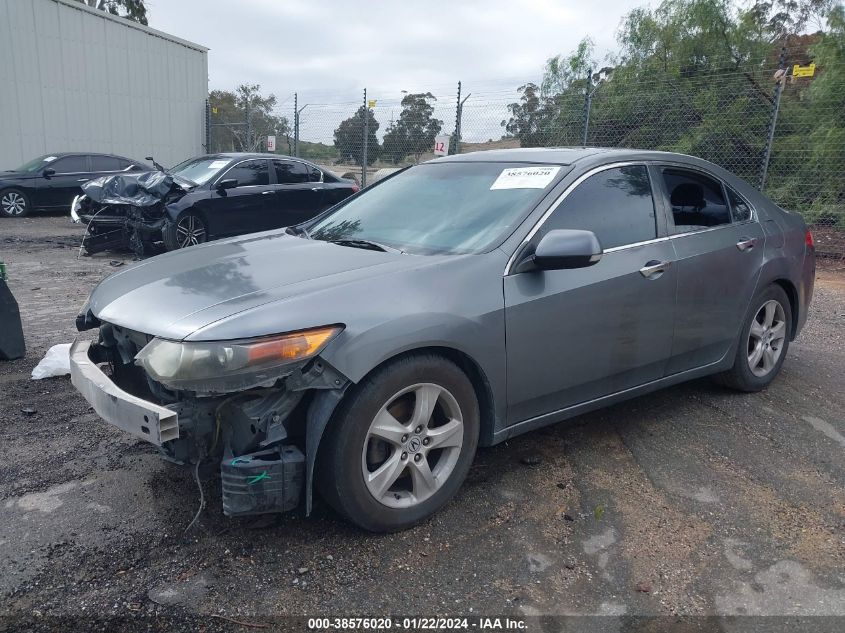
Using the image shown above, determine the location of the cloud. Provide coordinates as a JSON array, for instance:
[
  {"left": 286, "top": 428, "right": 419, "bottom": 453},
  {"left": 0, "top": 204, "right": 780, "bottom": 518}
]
[{"left": 146, "top": 0, "right": 649, "bottom": 142}]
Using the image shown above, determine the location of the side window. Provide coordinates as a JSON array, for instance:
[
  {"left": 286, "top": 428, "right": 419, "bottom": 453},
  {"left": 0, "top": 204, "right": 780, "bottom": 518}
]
[
  {"left": 226, "top": 160, "right": 269, "bottom": 187},
  {"left": 726, "top": 187, "right": 753, "bottom": 223},
  {"left": 50, "top": 155, "right": 88, "bottom": 173},
  {"left": 309, "top": 166, "right": 322, "bottom": 183},
  {"left": 90, "top": 155, "right": 122, "bottom": 171},
  {"left": 542, "top": 165, "right": 657, "bottom": 249},
  {"left": 661, "top": 168, "right": 730, "bottom": 232},
  {"left": 274, "top": 160, "right": 309, "bottom": 184}
]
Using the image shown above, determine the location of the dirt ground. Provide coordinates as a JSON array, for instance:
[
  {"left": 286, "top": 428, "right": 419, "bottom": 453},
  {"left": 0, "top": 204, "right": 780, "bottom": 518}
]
[{"left": 1, "top": 214, "right": 844, "bottom": 631}]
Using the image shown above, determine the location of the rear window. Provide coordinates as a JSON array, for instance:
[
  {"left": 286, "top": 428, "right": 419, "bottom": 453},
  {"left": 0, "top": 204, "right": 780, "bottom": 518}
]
[{"left": 662, "top": 168, "right": 731, "bottom": 232}]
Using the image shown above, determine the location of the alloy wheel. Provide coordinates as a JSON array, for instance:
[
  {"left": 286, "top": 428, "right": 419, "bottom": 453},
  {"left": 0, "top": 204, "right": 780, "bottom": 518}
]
[
  {"left": 747, "top": 299, "right": 787, "bottom": 377},
  {"left": 1, "top": 192, "right": 26, "bottom": 216},
  {"left": 361, "top": 383, "right": 464, "bottom": 508},
  {"left": 175, "top": 215, "right": 206, "bottom": 247}
]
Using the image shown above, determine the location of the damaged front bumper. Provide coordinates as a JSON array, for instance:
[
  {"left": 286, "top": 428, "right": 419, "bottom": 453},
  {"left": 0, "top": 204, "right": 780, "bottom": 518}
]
[
  {"left": 70, "top": 339, "right": 179, "bottom": 445},
  {"left": 70, "top": 324, "right": 349, "bottom": 517}
]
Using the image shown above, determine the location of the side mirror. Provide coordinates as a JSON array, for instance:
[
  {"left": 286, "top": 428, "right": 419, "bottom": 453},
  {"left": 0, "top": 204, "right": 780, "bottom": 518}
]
[
  {"left": 43, "top": 168, "right": 56, "bottom": 177},
  {"left": 514, "top": 229, "right": 603, "bottom": 273},
  {"left": 216, "top": 178, "right": 237, "bottom": 191}
]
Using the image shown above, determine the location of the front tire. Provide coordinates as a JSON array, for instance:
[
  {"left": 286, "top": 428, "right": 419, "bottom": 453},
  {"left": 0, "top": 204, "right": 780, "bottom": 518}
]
[
  {"left": 162, "top": 212, "right": 208, "bottom": 251},
  {"left": 317, "top": 354, "right": 480, "bottom": 532},
  {"left": 715, "top": 284, "right": 792, "bottom": 392},
  {"left": 0, "top": 189, "right": 30, "bottom": 218}
]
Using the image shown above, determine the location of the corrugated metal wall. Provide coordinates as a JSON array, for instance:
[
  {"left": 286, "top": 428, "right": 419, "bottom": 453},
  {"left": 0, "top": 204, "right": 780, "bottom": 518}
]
[{"left": 0, "top": 0, "right": 208, "bottom": 170}]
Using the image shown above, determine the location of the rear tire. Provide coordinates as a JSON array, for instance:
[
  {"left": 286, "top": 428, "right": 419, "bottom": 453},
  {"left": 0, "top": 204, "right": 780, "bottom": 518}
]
[
  {"left": 163, "top": 212, "right": 208, "bottom": 251},
  {"left": 317, "top": 354, "right": 479, "bottom": 532},
  {"left": 0, "top": 189, "right": 30, "bottom": 218},
  {"left": 715, "top": 284, "right": 792, "bottom": 392}
]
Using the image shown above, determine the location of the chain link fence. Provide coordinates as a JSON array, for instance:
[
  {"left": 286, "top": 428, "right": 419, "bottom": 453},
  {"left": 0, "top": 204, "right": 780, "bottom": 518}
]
[{"left": 208, "top": 44, "right": 844, "bottom": 257}]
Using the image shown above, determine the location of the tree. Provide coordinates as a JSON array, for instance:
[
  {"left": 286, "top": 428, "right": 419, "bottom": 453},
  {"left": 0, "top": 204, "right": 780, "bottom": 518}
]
[
  {"left": 77, "top": 0, "right": 147, "bottom": 25},
  {"left": 333, "top": 106, "right": 380, "bottom": 166},
  {"left": 208, "top": 84, "right": 290, "bottom": 153},
  {"left": 381, "top": 93, "right": 443, "bottom": 163}
]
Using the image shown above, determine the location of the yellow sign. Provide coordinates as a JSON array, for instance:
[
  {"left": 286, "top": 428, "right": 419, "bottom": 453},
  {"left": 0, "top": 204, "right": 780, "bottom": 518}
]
[
  {"left": 368, "top": 100, "right": 377, "bottom": 108},
  {"left": 212, "top": 106, "right": 218, "bottom": 114},
  {"left": 792, "top": 63, "right": 816, "bottom": 78}
]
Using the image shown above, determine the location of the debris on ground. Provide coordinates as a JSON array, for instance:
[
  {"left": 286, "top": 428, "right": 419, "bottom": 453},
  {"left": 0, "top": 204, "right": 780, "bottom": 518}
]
[
  {"left": 30, "top": 343, "right": 72, "bottom": 379},
  {"left": 520, "top": 455, "right": 542, "bottom": 466}
]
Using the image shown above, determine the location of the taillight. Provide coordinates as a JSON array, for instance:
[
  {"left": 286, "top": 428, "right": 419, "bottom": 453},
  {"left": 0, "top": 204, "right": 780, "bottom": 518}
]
[
  {"left": 351, "top": 184, "right": 360, "bottom": 194},
  {"left": 805, "top": 230, "right": 814, "bottom": 249}
]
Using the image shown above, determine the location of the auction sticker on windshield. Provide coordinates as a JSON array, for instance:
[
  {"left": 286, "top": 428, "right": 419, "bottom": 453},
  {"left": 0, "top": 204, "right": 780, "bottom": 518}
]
[
  {"left": 208, "top": 160, "right": 229, "bottom": 169},
  {"left": 490, "top": 166, "right": 560, "bottom": 190}
]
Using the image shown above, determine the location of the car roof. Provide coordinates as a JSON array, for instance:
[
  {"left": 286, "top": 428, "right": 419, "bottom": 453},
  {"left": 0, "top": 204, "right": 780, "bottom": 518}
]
[
  {"left": 433, "top": 146, "right": 704, "bottom": 166},
  {"left": 209, "top": 152, "right": 306, "bottom": 161}
]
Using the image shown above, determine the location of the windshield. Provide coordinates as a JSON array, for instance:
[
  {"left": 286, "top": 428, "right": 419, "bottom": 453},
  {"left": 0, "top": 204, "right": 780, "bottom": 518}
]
[
  {"left": 14, "top": 155, "right": 60, "bottom": 172},
  {"left": 309, "top": 162, "right": 563, "bottom": 255},
  {"left": 169, "top": 156, "right": 232, "bottom": 185}
]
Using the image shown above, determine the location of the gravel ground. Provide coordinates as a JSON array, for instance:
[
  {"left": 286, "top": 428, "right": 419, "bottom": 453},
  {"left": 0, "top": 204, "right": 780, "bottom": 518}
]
[{"left": 1, "top": 215, "right": 844, "bottom": 631}]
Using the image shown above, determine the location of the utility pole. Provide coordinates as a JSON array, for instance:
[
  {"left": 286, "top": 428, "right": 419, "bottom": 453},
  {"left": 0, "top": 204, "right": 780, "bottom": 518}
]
[{"left": 293, "top": 93, "right": 298, "bottom": 157}]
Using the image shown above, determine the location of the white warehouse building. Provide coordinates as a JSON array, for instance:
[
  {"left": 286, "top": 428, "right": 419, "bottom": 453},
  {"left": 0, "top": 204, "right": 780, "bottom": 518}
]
[{"left": 0, "top": 0, "right": 208, "bottom": 170}]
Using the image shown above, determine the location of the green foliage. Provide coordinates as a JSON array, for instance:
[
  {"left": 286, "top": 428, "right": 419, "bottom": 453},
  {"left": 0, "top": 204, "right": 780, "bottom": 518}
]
[
  {"left": 209, "top": 85, "right": 290, "bottom": 153},
  {"left": 381, "top": 93, "right": 443, "bottom": 164},
  {"left": 77, "top": 0, "right": 147, "bottom": 25},
  {"left": 334, "top": 106, "right": 380, "bottom": 166},
  {"left": 503, "top": 0, "right": 844, "bottom": 228}
]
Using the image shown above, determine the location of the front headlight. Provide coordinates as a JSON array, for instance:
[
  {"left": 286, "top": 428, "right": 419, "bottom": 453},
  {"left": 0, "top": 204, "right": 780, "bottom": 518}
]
[{"left": 135, "top": 325, "right": 343, "bottom": 393}]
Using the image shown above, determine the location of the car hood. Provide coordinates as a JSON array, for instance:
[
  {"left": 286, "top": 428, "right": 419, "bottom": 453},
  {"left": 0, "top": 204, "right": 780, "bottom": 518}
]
[
  {"left": 0, "top": 171, "right": 33, "bottom": 181},
  {"left": 86, "top": 231, "right": 454, "bottom": 341}
]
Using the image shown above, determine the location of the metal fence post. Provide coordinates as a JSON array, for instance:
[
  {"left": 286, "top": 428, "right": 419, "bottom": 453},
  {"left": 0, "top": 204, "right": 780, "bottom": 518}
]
[
  {"left": 582, "top": 68, "right": 592, "bottom": 146},
  {"left": 204, "top": 99, "right": 211, "bottom": 153},
  {"left": 453, "top": 81, "right": 471, "bottom": 155},
  {"left": 294, "top": 92, "right": 298, "bottom": 157},
  {"left": 759, "top": 47, "right": 787, "bottom": 191},
  {"left": 362, "top": 88, "right": 368, "bottom": 187},
  {"left": 453, "top": 81, "right": 462, "bottom": 155},
  {"left": 245, "top": 97, "right": 252, "bottom": 152}
]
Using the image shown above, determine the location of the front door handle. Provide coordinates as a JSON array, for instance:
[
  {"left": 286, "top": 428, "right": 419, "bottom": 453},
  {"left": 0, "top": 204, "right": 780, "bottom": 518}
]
[
  {"left": 261, "top": 190, "right": 274, "bottom": 195},
  {"left": 76, "top": 178, "right": 89, "bottom": 182},
  {"left": 736, "top": 237, "right": 758, "bottom": 251},
  {"left": 639, "top": 260, "right": 672, "bottom": 278}
]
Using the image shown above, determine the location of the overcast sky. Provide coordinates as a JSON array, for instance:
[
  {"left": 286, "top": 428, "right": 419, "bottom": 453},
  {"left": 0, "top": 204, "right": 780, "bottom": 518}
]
[{"left": 146, "top": 0, "right": 651, "bottom": 142}]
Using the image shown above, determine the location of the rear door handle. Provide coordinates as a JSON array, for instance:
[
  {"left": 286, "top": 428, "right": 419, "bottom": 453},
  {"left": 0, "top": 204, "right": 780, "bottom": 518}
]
[
  {"left": 736, "top": 237, "right": 758, "bottom": 251},
  {"left": 261, "top": 190, "right": 274, "bottom": 195},
  {"left": 639, "top": 260, "right": 672, "bottom": 278},
  {"left": 76, "top": 178, "right": 89, "bottom": 182}
]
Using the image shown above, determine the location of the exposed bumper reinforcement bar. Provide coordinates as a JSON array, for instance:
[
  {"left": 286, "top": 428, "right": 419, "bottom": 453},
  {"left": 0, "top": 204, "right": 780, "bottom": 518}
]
[{"left": 69, "top": 339, "right": 179, "bottom": 445}]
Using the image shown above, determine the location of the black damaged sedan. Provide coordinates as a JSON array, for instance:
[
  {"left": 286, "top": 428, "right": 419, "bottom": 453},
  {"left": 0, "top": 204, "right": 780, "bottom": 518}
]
[{"left": 73, "top": 153, "right": 359, "bottom": 255}]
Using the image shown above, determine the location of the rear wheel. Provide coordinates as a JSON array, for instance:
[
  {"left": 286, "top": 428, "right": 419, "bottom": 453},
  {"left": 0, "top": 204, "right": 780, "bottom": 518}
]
[
  {"left": 163, "top": 212, "right": 207, "bottom": 251},
  {"left": 715, "top": 284, "right": 792, "bottom": 392},
  {"left": 0, "top": 189, "right": 30, "bottom": 218},
  {"left": 317, "top": 354, "right": 479, "bottom": 532}
]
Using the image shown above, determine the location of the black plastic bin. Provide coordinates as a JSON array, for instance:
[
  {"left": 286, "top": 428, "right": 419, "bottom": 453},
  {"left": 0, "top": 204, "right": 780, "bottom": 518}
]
[
  {"left": 0, "top": 277, "right": 25, "bottom": 361},
  {"left": 221, "top": 445, "right": 305, "bottom": 516}
]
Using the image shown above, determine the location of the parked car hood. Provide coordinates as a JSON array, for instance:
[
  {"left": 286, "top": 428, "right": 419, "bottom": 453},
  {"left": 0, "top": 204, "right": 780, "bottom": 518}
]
[
  {"left": 86, "top": 231, "right": 456, "bottom": 341},
  {"left": 0, "top": 171, "right": 34, "bottom": 182}
]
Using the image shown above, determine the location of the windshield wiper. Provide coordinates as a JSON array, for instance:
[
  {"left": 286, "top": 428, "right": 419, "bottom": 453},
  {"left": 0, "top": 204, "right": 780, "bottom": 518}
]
[{"left": 329, "top": 239, "right": 403, "bottom": 253}]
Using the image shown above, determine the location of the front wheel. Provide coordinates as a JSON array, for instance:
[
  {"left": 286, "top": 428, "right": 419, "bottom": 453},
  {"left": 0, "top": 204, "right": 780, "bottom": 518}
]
[
  {"left": 162, "top": 212, "right": 208, "bottom": 251},
  {"left": 0, "top": 189, "right": 30, "bottom": 218},
  {"left": 715, "top": 284, "right": 792, "bottom": 392},
  {"left": 317, "top": 354, "right": 480, "bottom": 532}
]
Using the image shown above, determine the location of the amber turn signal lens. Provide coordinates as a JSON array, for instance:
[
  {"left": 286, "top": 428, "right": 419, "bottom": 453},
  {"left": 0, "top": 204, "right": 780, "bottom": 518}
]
[{"left": 246, "top": 326, "right": 342, "bottom": 363}]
